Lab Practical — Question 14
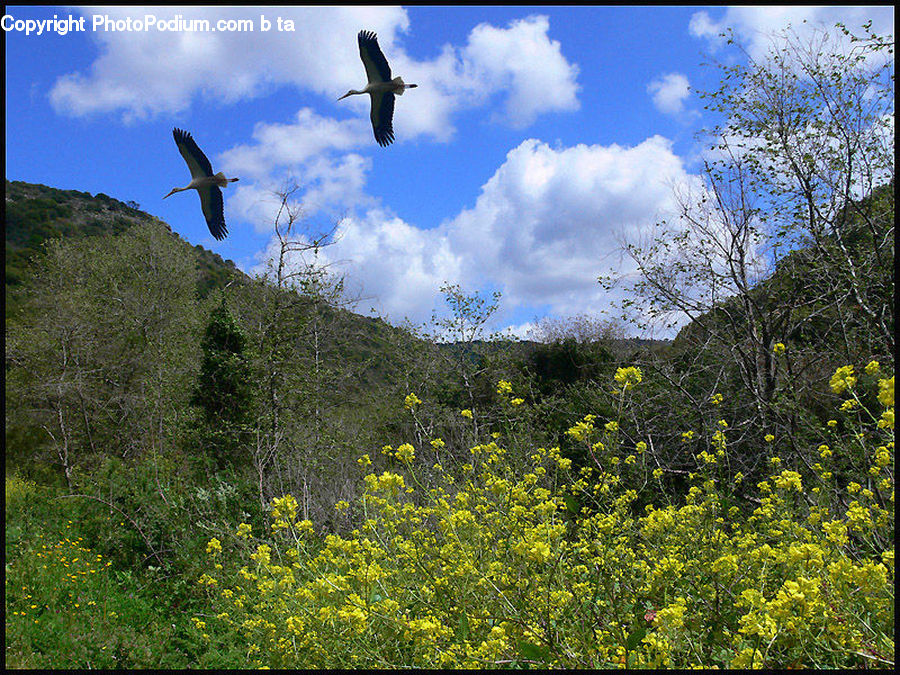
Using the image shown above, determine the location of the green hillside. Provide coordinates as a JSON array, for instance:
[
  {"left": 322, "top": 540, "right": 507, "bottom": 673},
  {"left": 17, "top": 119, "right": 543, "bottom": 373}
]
[{"left": 5, "top": 180, "right": 243, "bottom": 311}]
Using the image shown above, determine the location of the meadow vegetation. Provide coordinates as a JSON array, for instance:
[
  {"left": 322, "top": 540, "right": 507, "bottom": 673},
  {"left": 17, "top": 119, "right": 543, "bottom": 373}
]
[
  {"left": 4, "top": 22, "right": 894, "bottom": 669},
  {"left": 187, "top": 370, "right": 894, "bottom": 669}
]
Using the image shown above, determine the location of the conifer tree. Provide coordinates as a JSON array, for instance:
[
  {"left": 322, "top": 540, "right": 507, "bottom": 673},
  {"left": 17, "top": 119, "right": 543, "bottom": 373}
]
[{"left": 191, "top": 298, "right": 253, "bottom": 468}]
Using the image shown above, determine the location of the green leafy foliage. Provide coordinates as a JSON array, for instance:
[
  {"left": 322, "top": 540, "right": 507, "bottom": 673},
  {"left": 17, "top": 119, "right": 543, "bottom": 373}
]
[
  {"left": 186, "top": 369, "right": 892, "bottom": 669},
  {"left": 4, "top": 475, "right": 194, "bottom": 668},
  {"left": 4, "top": 180, "right": 243, "bottom": 316}
]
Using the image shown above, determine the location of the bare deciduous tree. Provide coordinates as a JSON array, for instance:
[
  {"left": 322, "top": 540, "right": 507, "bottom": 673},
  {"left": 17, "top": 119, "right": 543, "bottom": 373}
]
[{"left": 604, "top": 23, "right": 893, "bottom": 438}]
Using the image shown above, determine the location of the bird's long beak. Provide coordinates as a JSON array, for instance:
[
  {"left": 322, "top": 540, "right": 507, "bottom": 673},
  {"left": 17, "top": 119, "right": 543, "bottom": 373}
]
[
  {"left": 163, "top": 188, "right": 177, "bottom": 199},
  {"left": 337, "top": 92, "right": 352, "bottom": 101}
]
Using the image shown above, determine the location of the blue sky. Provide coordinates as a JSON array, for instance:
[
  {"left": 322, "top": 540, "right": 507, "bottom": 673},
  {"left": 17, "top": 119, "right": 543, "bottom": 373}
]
[{"left": 4, "top": 6, "right": 894, "bottom": 337}]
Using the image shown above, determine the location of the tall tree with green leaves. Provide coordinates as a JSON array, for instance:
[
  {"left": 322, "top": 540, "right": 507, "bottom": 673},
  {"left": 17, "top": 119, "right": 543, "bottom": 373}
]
[
  {"left": 228, "top": 183, "right": 361, "bottom": 518},
  {"left": 191, "top": 298, "right": 253, "bottom": 469}
]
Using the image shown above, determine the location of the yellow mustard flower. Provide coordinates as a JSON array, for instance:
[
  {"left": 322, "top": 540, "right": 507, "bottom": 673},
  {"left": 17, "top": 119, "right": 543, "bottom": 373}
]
[
  {"left": 877, "top": 376, "right": 893, "bottom": 408},
  {"left": 395, "top": 443, "right": 415, "bottom": 462},
  {"left": 614, "top": 366, "right": 643, "bottom": 391},
  {"left": 830, "top": 365, "right": 856, "bottom": 394}
]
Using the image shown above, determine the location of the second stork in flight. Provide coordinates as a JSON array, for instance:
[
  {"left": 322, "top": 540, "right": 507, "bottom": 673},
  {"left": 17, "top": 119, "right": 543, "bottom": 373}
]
[
  {"left": 164, "top": 128, "right": 238, "bottom": 241},
  {"left": 339, "top": 30, "right": 417, "bottom": 147}
]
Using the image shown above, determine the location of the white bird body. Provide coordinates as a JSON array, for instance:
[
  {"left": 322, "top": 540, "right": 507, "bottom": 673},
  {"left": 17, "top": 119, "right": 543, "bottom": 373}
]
[
  {"left": 345, "top": 76, "right": 414, "bottom": 97},
  {"left": 339, "top": 31, "right": 417, "bottom": 147},
  {"left": 174, "top": 172, "right": 235, "bottom": 191},
  {"left": 164, "top": 128, "right": 238, "bottom": 240}
]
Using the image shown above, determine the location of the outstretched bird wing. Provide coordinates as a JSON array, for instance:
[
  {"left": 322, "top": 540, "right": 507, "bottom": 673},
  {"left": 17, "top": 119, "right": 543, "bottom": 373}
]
[
  {"left": 198, "top": 185, "right": 228, "bottom": 241},
  {"left": 358, "top": 30, "right": 391, "bottom": 84},
  {"left": 173, "top": 128, "right": 213, "bottom": 179},
  {"left": 370, "top": 91, "right": 396, "bottom": 147}
]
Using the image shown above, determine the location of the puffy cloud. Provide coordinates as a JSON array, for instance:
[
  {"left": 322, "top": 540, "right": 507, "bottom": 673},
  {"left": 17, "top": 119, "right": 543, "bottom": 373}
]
[
  {"left": 226, "top": 152, "right": 374, "bottom": 235},
  {"left": 253, "top": 209, "right": 464, "bottom": 324},
  {"left": 446, "top": 136, "right": 693, "bottom": 317},
  {"left": 384, "top": 14, "right": 580, "bottom": 141},
  {"left": 460, "top": 15, "right": 580, "bottom": 127},
  {"left": 217, "top": 108, "right": 378, "bottom": 230},
  {"left": 689, "top": 6, "right": 894, "bottom": 59},
  {"left": 259, "top": 135, "right": 698, "bottom": 332},
  {"left": 49, "top": 7, "right": 411, "bottom": 121},
  {"left": 220, "top": 109, "right": 370, "bottom": 180},
  {"left": 647, "top": 73, "right": 691, "bottom": 115},
  {"left": 49, "top": 9, "right": 580, "bottom": 138}
]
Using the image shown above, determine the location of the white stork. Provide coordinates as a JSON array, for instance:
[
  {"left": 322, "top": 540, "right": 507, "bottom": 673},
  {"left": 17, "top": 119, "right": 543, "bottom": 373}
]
[
  {"left": 164, "top": 128, "right": 238, "bottom": 240},
  {"left": 338, "top": 30, "right": 417, "bottom": 147}
]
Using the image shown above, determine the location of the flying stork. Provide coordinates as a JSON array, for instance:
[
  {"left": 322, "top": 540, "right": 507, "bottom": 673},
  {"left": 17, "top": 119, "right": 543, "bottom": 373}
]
[
  {"left": 164, "top": 128, "right": 238, "bottom": 241},
  {"left": 338, "top": 30, "right": 417, "bottom": 147}
]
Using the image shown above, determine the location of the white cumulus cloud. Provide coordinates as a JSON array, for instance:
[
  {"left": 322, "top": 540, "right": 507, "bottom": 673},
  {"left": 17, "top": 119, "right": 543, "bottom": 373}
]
[
  {"left": 647, "top": 73, "right": 691, "bottom": 115},
  {"left": 49, "top": 7, "right": 411, "bottom": 121},
  {"left": 460, "top": 15, "right": 580, "bottom": 127},
  {"left": 49, "top": 8, "right": 581, "bottom": 140},
  {"left": 259, "top": 135, "right": 699, "bottom": 332},
  {"left": 689, "top": 6, "right": 894, "bottom": 59}
]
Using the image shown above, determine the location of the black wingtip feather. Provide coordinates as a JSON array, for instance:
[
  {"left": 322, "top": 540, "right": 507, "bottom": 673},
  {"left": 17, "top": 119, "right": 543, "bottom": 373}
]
[
  {"left": 375, "top": 131, "right": 394, "bottom": 147},
  {"left": 205, "top": 186, "right": 228, "bottom": 240},
  {"left": 209, "top": 223, "right": 228, "bottom": 241}
]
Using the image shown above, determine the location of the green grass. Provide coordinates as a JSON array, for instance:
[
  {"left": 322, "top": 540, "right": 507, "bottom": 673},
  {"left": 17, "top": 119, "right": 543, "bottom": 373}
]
[{"left": 4, "top": 476, "right": 199, "bottom": 668}]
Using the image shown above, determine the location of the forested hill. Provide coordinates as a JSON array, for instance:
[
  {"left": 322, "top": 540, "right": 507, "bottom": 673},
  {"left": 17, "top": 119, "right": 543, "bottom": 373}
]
[
  {"left": 4, "top": 178, "right": 445, "bottom": 400},
  {"left": 2, "top": 179, "right": 531, "bottom": 357},
  {"left": 4, "top": 177, "right": 673, "bottom": 483},
  {"left": 4, "top": 178, "right": 663, "bottom": 371},
  {"left": 5, "top": 180, "right": 243, "bottom": 303}
]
